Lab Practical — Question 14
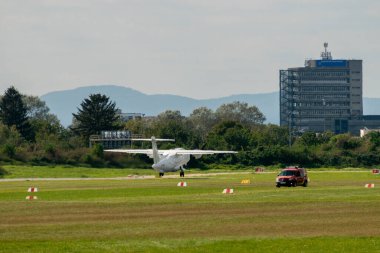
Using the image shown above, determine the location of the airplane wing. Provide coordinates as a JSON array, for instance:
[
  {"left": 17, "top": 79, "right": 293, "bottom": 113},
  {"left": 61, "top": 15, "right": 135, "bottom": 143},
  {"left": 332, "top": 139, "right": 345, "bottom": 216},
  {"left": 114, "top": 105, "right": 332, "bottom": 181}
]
[
  {"left": 104, "top": 149, "right": 168, "bottom": 155},
  {"left": 169, "top": 150, "right": 238, "bottom": 155},
  {"left": 105, "top": 149, "right": 237, "bottom": 155}
]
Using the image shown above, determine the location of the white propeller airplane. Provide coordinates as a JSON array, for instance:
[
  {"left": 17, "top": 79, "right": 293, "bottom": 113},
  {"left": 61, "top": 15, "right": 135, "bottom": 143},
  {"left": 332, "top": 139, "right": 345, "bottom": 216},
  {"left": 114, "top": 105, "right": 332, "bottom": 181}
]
[{"left": 105, "top": 136, "right": 237, "bottom": 177}]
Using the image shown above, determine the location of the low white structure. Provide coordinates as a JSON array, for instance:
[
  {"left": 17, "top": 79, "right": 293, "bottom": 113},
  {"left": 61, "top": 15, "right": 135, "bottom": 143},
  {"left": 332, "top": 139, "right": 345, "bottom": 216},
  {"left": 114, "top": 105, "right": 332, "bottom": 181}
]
[{"left": 360, "top": 127, "right": 380, "bottom": 137}]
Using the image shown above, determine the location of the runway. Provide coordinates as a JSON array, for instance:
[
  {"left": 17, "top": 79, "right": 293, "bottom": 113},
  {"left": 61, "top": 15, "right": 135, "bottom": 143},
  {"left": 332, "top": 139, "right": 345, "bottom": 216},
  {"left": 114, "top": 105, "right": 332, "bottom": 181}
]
[
  {"left": 0, "top": 170, "right": 369, "bottom": 182},
  {"left": 0, "top": 171, "right": 252, "bottom": 182}
]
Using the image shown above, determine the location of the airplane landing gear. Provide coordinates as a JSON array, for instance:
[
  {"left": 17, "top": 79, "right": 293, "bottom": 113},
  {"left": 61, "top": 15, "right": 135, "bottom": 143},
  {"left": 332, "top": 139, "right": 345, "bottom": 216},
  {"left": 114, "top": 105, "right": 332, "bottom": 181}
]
[
  {"left": 179, "top": 166, "right": 185, "bottom": 177},
  {"left": 159, "top": 172, "right": 164, "bottom": 177}
]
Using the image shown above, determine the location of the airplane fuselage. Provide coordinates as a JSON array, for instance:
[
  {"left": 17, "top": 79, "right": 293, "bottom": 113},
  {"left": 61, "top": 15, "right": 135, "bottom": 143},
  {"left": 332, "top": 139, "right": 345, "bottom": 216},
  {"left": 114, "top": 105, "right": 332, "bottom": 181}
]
[{"left": 152, "top": 150, "right": 190, "bottom": 173}]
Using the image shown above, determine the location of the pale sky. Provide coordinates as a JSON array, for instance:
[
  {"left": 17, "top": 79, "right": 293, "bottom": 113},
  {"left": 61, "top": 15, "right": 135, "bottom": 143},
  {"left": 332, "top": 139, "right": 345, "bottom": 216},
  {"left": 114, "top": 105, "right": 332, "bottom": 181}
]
[{"left": 1, "top": 0, "right": 379, "bottom": 99}]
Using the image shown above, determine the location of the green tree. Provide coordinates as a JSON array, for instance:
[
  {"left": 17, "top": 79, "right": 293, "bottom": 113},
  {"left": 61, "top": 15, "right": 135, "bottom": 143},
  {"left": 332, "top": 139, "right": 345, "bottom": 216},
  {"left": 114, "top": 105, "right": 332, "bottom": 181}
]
[
  {"left": 23, "top": 95, "right": 65, "bottom": 144},
  {"left": 23, "top": 95, "right": 50, "bottom": 119},
  {"left": 0, "top": 123, "right": 23, "bottom": 146},
  {"left": 215, "top": 101, "right": 265, "bottom": 126},
  {"left": 330, "top": 134, "right": 362, "bottom": 150},
  {"left": 188, "top": 107, "right": 216, "bottom": 142},
  {"left": 125, "top": 118, "right": 144, "bottom": 135},
  {"left": 72, "top": 94, "right": 121, "bottom": 139},
  {"left": 91, "top": 143, "right": 104, "bottom": 158},
  {"left": 251, "top": 124, "right": 289, "bottom": 147},
  {"left": 0, "top": 86, "right": 34, "bottom": 141},
  {"left": 367, "top": 131, "right": 380, "bottom": 150},
  {"left": 299, "top": 131, "right": 320, "bottom": 146},
  {"left": 206, "top": 121, "right": 250, "bottom": 151},
  {"left": 153, "top": 110, "right": 193, "bottom": 147}
]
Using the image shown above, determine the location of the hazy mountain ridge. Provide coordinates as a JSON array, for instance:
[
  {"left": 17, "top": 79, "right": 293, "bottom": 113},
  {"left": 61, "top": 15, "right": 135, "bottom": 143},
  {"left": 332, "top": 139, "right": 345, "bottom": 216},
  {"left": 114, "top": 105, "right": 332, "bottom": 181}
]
[{"left": 41, "top": 85, "right": 379, "bottom": 127}]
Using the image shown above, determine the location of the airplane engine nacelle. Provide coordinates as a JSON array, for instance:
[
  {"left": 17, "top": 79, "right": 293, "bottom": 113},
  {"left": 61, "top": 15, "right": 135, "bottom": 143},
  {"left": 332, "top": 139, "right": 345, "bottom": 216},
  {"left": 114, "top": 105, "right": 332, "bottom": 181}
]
[{"left": 193, "top": 154, "right": 202, "bottom": 159}]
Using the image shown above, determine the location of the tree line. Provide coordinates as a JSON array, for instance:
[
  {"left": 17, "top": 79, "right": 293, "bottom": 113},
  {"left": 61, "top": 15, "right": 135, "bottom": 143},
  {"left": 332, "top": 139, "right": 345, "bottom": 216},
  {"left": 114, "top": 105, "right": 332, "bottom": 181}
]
[{"left": 1, "top": 86, "right": 380, "bottom": 169}]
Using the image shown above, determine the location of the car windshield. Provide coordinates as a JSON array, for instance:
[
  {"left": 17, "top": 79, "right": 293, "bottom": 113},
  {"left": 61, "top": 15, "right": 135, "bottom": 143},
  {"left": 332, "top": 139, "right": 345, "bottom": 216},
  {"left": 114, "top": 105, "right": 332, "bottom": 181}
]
[{"left": 279, "top": 170, "right": 296, "bottom": 176}]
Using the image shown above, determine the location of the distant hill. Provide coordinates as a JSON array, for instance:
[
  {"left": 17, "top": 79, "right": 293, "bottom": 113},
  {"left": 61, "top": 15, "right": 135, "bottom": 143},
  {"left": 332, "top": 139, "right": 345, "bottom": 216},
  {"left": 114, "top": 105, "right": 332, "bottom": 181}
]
[
  {"left": 41, "top": 85, "right": 380, "bottom": 127},
  {"left": 41, "top": 85, "right": 279, "bottom": 127}
]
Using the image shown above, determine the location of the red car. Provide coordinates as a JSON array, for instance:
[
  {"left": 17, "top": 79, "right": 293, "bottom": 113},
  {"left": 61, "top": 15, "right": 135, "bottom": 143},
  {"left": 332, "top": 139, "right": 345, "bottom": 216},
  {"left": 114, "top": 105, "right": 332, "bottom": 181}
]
[{"left": 276, "top": 167, "right": 308, "bottom": 187}]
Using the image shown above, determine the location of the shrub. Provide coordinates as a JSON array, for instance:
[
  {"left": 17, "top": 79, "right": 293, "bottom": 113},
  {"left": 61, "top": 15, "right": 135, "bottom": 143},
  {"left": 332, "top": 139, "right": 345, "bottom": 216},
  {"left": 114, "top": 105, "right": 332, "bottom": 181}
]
[
  {"left": 91, "top": 144, "right": 104, "bottom": 158},
  {"left": 44, "top": 144, "right": 56, "bottom": 157},
  {"left": 0, "top": 167, "right": 9, "bottom": 177},
  {"left": 2, "top": 144, "right": 16, "bottom": 158}
]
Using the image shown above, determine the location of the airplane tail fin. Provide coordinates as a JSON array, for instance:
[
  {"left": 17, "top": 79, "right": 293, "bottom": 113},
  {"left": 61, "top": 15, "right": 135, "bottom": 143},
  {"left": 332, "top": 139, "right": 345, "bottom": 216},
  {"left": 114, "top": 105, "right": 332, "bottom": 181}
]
[
  {"left": 151, "top": 137, "right": 160, "bottom": 164},
  {"left": 131, "top": 136, "right": 175, "bottom": 164}
]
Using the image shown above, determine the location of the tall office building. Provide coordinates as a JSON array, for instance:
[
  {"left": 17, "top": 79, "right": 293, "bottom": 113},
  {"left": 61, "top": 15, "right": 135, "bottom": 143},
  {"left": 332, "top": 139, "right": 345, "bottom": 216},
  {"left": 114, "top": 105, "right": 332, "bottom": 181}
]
[{"left": 280, "top": 43, "right": 367, "bottom": 134}]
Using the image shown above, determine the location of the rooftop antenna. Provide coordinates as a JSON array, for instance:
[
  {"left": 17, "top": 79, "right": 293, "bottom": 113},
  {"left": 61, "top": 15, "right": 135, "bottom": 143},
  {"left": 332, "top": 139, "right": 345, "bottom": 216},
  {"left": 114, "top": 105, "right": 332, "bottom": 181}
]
[{"left": 321, "top": 42, "right": 332, "bottom": 60}]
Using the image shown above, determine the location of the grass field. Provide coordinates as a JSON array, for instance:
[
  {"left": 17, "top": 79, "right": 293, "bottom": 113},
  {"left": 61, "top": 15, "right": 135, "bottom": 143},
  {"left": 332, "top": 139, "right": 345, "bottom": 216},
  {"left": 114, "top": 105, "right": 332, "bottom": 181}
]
[
  {"left": 1, "top": 166, "right": 380, "bottom": 252},
  {"left": 1, "top": 165, "right": 157, "bottom": 178}
]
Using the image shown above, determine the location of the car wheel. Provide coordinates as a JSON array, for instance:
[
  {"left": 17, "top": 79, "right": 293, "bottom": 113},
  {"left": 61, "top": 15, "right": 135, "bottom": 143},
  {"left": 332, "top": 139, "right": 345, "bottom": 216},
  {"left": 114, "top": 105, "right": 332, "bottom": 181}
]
[
  {"left": 292, "top": 181, "right": 297, "bottom": 187},
  {"left": 303, "top": 180, "right": 308, "bottom": 187},
  {"left": 276, "top": 183, "right": 281, "bottom": 188}
]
